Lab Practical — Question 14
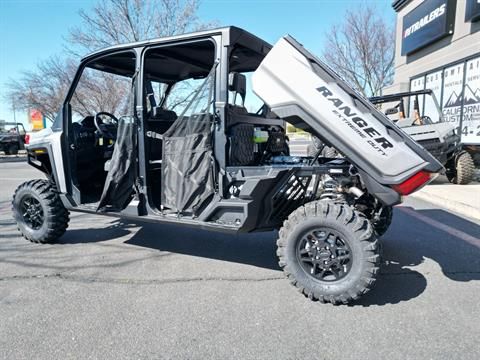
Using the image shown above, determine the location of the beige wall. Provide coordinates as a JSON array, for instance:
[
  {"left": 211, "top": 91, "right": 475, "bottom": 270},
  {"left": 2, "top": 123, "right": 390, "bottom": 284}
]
[{"left": 390, "top": 0, "right": 480, "bottom": 90}]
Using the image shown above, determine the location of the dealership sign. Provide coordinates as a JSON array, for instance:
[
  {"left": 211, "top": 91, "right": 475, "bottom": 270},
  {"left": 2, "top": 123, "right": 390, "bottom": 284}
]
[
  {"left": 29, "top": 109, "right": 46, "bottom": 131},
  {"left": 401, "top": 0, "right": 455, "bottom": 56},
  {"left": 465, "top": 0, "right": 480, "bottom": 22}
]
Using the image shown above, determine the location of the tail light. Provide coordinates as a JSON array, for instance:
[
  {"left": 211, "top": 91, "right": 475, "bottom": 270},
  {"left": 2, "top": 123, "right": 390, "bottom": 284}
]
[
  {"left": 392, "top": 170, "right": 434, "bottom": 196},
  {"left": 24, "top": 134, "right": 30, "bottom": 145}
]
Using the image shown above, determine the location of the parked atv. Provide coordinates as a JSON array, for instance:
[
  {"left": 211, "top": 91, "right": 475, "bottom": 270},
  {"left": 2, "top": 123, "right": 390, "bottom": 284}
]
[
  {"left": 0, "top": 122, "right": 26, "bottom": 155},
  {"left": 12, "top": 27, "right": 442, "bottom": 304},
  {"left": 370, "top": 90, "right": 475, "bottom": 185}
]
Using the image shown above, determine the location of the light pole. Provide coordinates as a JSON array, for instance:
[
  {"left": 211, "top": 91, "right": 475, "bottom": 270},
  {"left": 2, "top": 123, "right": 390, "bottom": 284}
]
[{"left": 12, "top": 101, "right": 16, "bottom": 123}]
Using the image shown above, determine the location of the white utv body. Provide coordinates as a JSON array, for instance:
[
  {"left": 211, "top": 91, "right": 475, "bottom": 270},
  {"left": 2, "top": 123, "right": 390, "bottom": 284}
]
[
  {"left": 253, "top": 36, "right": 441, "bottom": 192},
  {"left": 13, "top": 28, "right": 442, "bottom": 304}
]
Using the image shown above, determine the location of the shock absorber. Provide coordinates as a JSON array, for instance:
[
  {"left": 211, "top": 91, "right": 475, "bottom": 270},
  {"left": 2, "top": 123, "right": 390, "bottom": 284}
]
[{"left": 319, "top": 175, "right": 341, "bottom": 200}]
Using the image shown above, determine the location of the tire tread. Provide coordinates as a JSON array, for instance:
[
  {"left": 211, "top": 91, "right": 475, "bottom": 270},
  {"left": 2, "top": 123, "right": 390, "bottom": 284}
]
[
  {"left": 277, "top": 201, "right": 380, "bottom": 305},
  {"left": 12, "top": 179, "right": 69, "bottom": 243}
]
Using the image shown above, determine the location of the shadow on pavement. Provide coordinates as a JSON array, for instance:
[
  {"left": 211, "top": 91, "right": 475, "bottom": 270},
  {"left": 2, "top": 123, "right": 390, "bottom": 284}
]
[
  {"left": 126, "top": 224, "right": 281, "bottom": 271},
  {"left": 56, "top": 205, "right": 480, "bottom": 307},
  {"left": 58, "top": 220, "right": 137, "bottom": 244},
  {"left": 60, "top": 219, "right": 280, "bottom": 270},
  {"left": 358, "top": 206, "right": 480, "bottom": 306}
]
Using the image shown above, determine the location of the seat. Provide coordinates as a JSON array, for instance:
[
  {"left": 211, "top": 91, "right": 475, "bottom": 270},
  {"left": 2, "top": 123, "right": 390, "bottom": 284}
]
[
  {"left": 146, "top": 107, "right": 177, "bottom": 169},
  {"left": 228, "top": 72, "right": 247, "bottom": 110}
]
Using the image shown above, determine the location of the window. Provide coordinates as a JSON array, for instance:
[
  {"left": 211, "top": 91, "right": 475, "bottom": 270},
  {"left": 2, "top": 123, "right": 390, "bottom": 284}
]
[
  {"left": 442, "top": 63, "right": 464, "bottom": 126},
  {"left": 71, "top": 66, "right": 132, "bottom": 123},
  {"left": 461, "top": 57, "right": 480, "bottom": 143},
  {"left": 409, "top": 76, "right": 425, "bottom": 117},
  {"left": 228, "top": 72, "right": 264, "bottom": 113},
  {"left": 228, "top": 44, "right": 268, "bottom": 114},
  {"left": 424, "top": 70, "right": 443, "bottom": 122},
  {"left": 143, "top": 40, "right": 216, "bottom": 117},
  {"left": 166, "top": 77, "right": 208, "bottom": 115},
  {"left": 409, "top": 55, "right": 480, "bottom": 145}
]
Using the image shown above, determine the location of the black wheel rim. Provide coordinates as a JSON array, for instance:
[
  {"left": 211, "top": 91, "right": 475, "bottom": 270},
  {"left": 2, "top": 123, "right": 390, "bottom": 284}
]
[
  {"left": 20, "top": 195, "right": 44, "bottom": 230},
  {"left": 296, "top": 228, "right": 352, "bottom": 282}
]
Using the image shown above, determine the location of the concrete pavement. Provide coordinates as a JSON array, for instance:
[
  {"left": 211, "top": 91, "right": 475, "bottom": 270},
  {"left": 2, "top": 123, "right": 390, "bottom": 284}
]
[
  {"left": 410, "top": 174, "right": 480, "bottom": 220},
  {"left": 1, "top": 162, "right": 480, "bottom": 359}
]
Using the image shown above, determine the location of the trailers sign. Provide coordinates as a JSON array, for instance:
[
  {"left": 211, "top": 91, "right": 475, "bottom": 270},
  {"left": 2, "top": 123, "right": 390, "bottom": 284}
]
[{"left": 401, "top": 0, "right": 455, "bottom": 56}]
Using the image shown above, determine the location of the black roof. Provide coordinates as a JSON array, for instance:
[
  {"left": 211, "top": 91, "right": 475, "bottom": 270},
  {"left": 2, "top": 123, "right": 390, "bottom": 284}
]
[
  {"left": 81, "top": 26, "right": 272, "bottom": 81},
  {"left": 81, "top": 26, "right": 272, "bottom": 63}
]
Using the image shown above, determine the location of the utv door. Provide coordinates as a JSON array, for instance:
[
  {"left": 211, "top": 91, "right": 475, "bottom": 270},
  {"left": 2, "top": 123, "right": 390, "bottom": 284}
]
[
  {"left": 141, "top": 39, "right": 219, "bottom": 215},
  {"left": 63, "top": 50, "right": 139, "bottom": 209}
]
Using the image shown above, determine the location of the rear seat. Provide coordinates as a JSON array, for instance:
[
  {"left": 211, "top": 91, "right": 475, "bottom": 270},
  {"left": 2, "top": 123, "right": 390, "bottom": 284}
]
[{"left": 146, "top": 107, "right": 177, "bottom": 169}]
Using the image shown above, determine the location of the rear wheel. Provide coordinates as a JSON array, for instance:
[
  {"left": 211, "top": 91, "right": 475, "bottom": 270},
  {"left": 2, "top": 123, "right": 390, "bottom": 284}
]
[
  {"left": 12, "top": 180, "right": 70, "bottom": 243},
  {"left": 447, "top": 152, "right": 475, "bottom": 185},
  {"left": 277, "top": 201, "right": 380, "bottom": 304}
]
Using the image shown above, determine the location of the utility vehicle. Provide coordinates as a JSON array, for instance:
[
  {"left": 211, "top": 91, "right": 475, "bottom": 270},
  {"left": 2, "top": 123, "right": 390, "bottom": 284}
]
[
  {"left": 0, "top": 122, "right": 27, "bottom": 155},
  {"left": 369, "top": 89, "right": 475, "bottom": 185},
  {"left": 12, "top": 27, "right": 442, "bottom": 304}
]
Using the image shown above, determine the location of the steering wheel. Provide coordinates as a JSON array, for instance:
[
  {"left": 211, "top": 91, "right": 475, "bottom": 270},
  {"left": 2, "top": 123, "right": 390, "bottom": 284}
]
[
  {"left": 94, "top": 112, "right": 119, "bottom": 140},
  {"left": 420, "top": 116, "right": 433, "bottom": 125},
  {"left": 411, "top": 116, "right": 432, "bottom": 126}
]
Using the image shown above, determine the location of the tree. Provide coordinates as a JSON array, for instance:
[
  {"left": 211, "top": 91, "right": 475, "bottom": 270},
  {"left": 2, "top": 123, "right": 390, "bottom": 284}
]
[
  {"left": 68, "top": 0, "right": 215, "bottom": 55},
  {"left": 6, "top": 57, "right": 76, "bottom": 122},
  {"left": 322, "top": 5, "right": 395, "bottom": 97},
  {"left": 6, "top": 0, "right": 214, "bottom": 122}
]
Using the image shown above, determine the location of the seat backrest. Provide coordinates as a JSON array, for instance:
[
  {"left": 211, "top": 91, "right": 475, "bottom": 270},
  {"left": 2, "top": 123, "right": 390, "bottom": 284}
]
[
  {"left": 151, "top": 107, "right": 177, "bottom": 122},
  {"left": 228, "top": 72, "right": 247, "bottom": 107},
  {"left": 146, "top": 109, "right": 177, "bottom": 162}
]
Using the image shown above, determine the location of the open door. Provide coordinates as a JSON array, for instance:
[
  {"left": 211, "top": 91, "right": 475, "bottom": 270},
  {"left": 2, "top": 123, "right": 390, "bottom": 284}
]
[
  {"left": 64, "top": 50, "right": 138, "bottom": 209},
  {"left": 141, "top": 39, "right": 217, "bottom": 215}
]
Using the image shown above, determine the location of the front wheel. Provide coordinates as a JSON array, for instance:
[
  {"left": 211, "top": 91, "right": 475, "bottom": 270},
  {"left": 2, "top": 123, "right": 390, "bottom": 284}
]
[
  {"left": 277, "top": 201, "right": 380, "bottom": 304},
  {"left": 446, "top": 152, "right": 475, "bottom": 185},
  {"left": 12, "top": 180, "right": 70, "bottom": 243}
]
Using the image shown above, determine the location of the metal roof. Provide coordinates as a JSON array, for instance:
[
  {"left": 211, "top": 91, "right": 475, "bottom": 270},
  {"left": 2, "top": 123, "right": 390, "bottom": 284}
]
[{"left": 81, "top": 26, "right": 272, "bottom": 63}]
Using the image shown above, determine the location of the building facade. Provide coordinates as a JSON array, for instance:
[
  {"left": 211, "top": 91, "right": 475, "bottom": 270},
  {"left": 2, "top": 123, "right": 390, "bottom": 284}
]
[{"left": 388, "top": 0, "right": 480, "bottom": 146}]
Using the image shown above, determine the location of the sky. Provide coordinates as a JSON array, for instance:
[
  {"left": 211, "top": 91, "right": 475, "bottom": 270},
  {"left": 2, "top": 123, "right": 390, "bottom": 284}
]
[{"left": 0, "top": 0, "right": 395, "bottom": 129}]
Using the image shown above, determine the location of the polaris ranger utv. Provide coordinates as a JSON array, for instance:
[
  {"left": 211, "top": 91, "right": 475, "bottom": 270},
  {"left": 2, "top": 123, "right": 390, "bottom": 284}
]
[
  {"left": 369, "top": 89, "right": 475, "bottom": 185},
  {"left": 12, "top": 27, "right": 442, "bottom": 304}
]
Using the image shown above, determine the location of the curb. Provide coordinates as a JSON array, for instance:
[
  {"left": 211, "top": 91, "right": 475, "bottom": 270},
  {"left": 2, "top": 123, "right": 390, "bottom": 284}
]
[
  {"left": 410, "top": 191, "right": 480, "bottom": 221},
  {"left": 0, "top": 156, "right": 27, "bottom": 163}
]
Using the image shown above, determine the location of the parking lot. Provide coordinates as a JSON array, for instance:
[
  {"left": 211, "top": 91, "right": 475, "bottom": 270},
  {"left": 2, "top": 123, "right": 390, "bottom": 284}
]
[{"left": 1, "top": 160, "right": 480, "bottom": 359}]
